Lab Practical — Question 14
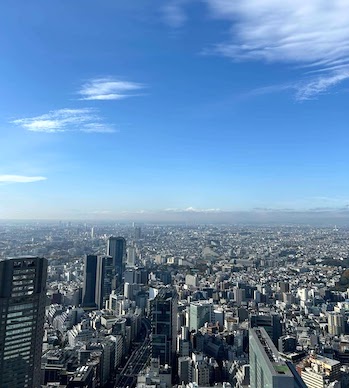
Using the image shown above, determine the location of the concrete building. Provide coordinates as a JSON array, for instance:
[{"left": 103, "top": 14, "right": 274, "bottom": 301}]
[
  {"left": 298, "top": 355, "right": 341, "bottom": 388},
  {"left": 190, "top": 352, "right": 210, "bottom": 387},
  {"left": 186, "top": 274, "right": 199, "bottom": 287},
  {"left": 328, "top": 312, "right": 345, "bottom": 336},
  {"left": 126, "top": 246, "right": 136, "bottom": 267},
  {"left": 137, "top": 358, "right": 172, "bottom": 387}
]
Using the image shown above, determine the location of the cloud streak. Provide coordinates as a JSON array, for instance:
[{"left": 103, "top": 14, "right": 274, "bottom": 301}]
[
  {"left": 203, "top": 0, "right": 349, "bottom": 100},
  {"left": 162, "top": 0, "right": 188, "bottom": 28},
  {"left": 165, "top": 207, "right": 221, "bottom": 213},
  {"left": 0, "top": 175, "right": 47, "bottom": 183},
  {"left": 78, "top": 77, "right": 144, "bottom": 101},
  {"left": 12, "top": 108, "right": 115, "bottom": 133}
]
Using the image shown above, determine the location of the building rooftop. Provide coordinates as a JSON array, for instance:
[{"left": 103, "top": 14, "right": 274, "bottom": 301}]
[{"left": 251, "top": 327, "right": 293, "bottom": 377}]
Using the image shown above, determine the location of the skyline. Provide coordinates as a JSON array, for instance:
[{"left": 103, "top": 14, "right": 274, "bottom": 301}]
[{"left": 1, "top": 1, "right": 349, "bottom": 221}]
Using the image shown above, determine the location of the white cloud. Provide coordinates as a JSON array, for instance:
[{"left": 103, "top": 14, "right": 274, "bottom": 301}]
[
  {"left": 204, "top": 0, "right": 349, "bottom": 99},
  {"left": 165, "top": 207, "right": 221, "bottom": 213},
  {"left": 12, "top": 108, "right": 115, "bottom": 133},
  {"left": 0, "top": 175, "right": 47, "bottom": 183},
  {"left": 162, "top": 1, "right": 188, "bottom": 28},
  {"left": 295, "top": 71, "right": 349, "bottom": 101},
  {"left": 90, "top": 210, "right": 112, "bottom": 215},
  {"left": 81, "top": 122, "right": 116, "bottom": 133},
  {"left": 78, "top": 77, "right": 144, "bottom": 101}
]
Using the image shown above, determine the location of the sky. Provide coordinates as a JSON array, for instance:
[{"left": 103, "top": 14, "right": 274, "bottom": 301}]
[{"left": 1, "top": 0, "right": 349, "bottom": 222}]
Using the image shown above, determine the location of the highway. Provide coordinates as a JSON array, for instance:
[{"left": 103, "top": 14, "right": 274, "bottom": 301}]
[{"left": 114, "top": 317, "right": 151, "bottom": 388}]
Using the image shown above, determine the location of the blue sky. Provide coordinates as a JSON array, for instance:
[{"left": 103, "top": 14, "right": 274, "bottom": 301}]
[{"left": 1, "top": 0, "right": 349, "bottom": 221}]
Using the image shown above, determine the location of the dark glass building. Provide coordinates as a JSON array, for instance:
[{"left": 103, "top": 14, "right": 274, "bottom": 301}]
[
  {"left": 150, "top": 287, "right": 178, "bottom": 368},
  {"left": 0, "top": 256, "right": 48, "bottom": 388},
  {"left": 107, "top": 236, "right": 126, "bottom": 286},
  {"left": 95, "top": 255, "right": 115, "bottom": 309},
  {"left": 250, "top": 313, "right": 283, "bottom": 346},
  {"left": 82, "top": 255, "right": 98, "bottom": 308}
]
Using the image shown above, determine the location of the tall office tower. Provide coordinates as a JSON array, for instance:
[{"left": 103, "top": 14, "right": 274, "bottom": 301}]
[
  {"left": 189, "top": 301, "right": 213, "bottom": 332},
  {"left": 134, "top": 226, "right": 142, "bottom": 240},
  {"left": 82, "top": 255, "right": 97, "bottom": 308},
  {"left": 328, "top": 312, "right": 346, "bottom": 336},
  {"left": 95, "top": 255, "right": 115, "bottom": 309},
  {"left": 150, "top": 287, "right": 178, "bottom": 368},
  {"left": 0, "top": 256, "right": 48, "bottom": 388},
  {"left": 249, "top": 327, "right": 306, "bottom": 388},
  {"left": 126, "top": 246, "right": 136, "bottom": 267},
  {"left": 250, "top": 313, "right": 283, "bottom": 346},
  {"left": 107, "top": 236, "right": 126, "bottom": 286}
]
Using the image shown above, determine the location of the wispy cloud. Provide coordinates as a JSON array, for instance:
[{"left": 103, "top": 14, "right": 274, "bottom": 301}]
[
  {"left": 247, "top": 71, "right": 349, "bottom": 101},
  {"left": 78, "top": 77, "right": 144, "bottom": 101},
  {"left": 12, "top": 108, "right": 115, "bottom": 133},
  {"left": 203, "top": 0, "right": 349, "bottom": 100},
  {"left": 162, "top": 0, "right": 188, "bottom": 28},
  {"left": 0, "top": 175, "right": 47, "bottom": 183},
  {"left": 164, "top": 207, "right": 221, "bottom": 213},
  {"left": 295, "top": 71, "right": 349, "bottom": 101}
]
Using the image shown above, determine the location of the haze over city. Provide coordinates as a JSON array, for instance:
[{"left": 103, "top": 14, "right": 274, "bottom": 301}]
[{"left": 1, "top": 1, "right": 349, "bottom": 222}]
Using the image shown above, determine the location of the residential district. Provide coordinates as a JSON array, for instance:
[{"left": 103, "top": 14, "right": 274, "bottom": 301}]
[{"left": 1, "top": 222, "right": 349, "bottom": 387}]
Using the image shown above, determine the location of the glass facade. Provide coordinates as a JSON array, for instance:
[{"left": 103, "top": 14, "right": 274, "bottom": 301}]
[
  {"left": 107, "top": 236, "right": 126, "bottom": 286},
  {"left": 0, "top": 257, "right": 47, "bottom": 388},
  {"left": 150, "top": 288, "right": 178, "bottom": 366}
]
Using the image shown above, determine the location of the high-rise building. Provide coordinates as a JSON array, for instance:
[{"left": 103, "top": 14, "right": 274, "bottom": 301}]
[
  {"left": 95, "top": 255, "right": 115, "bottom": 309},
  {"left": 328, "top": 312, "right": 345, "bottom": 336},
  {"left": 150, "top": 287, "right": 178, "bottom": 368},
  {"left": 82, "top": 255, "right": 97, "bottom": 308},
  {"left": 249, "top": 327, "right": 306, "bottom": 388},
  {"left": 277, "top": 281, "right": 290, "bottom": 294},
  {"left": 250, "top": 313, "right": 283, "bottom": 346},
  {"left": 107, "top": 236, "right": 126, "bottom": 286},
  {"left": 190, "top": 352, "right": 210, "bottom": 386},
  {"left": 134, "top": 226, "right": 142, "bottom": 240},
  {"left": 189, "top": 301, "right": 213, "bottom": 332},
  {"left": 126, "top": 246, "right": 136, "bottom": 267},
  {"left": 0, "top": 256, "right": 48, "bottom": 388}
]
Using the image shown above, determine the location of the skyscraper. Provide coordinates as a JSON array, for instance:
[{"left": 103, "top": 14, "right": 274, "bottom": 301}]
[
  {"left": 249, "top": 327, "right": 306, "bottom": 388},
  {"left": 126, "top": 246, "right": 136, "bottom": 267},
  {"left": 95, "top": 255, "right": 115, "bottom": 309},
  {"left": 328, "top": 312, "right": 345, "bottom": 336},
  {"left": 150, "top": 287, "right": 178, "bottom": 368},
  {"left": 107, "top": 236, "right": 126, "bottom": 286},
  {"left": 134, "top": 226, "right": 142, "bottom": 240},
  {"left": 82, "top": 254, "right": 97, "bottom": 308},
  {"left": 0, "top": 256, "right": 48, "bottom": 388}
]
